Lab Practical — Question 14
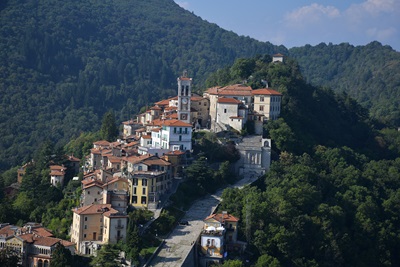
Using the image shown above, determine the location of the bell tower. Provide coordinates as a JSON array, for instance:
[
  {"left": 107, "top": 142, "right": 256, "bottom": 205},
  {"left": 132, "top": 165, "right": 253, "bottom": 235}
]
[{"left": 177, "top": 70, "right": 192, "bottom": 124}]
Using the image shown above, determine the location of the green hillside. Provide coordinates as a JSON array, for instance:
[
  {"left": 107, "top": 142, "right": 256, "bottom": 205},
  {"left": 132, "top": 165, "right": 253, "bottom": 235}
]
[
  {"left": 0, "top": 0, "right": 284, "bottom": 170},
  {"left": 289, "top": 42, "right": 400, "bottom": 126},
  {"left": 1, "top": 0, "right": 399, "bottom": 172}
]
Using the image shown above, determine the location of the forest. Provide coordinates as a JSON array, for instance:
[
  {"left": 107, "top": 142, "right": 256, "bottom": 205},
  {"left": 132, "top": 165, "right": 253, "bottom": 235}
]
[
  {"left": 1, "top": 45, "right": 400, "bottom": 266},
  {"left": 0, "top": 0, "right": 399, "bottom": 173},
  {"left": 204, "top": 56, "right": 400, "bottom": 266}
]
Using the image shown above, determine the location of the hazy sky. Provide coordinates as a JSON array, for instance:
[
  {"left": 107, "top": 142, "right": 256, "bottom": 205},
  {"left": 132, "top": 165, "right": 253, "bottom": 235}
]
[{"left": 174, "top": 0, "right": 400, "bottom": 51}]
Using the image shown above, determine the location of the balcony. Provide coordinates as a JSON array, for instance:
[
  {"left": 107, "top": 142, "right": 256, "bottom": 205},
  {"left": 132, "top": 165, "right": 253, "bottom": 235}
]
[{"left": 115, "top": 225, "right": 124, "bottom": 230}]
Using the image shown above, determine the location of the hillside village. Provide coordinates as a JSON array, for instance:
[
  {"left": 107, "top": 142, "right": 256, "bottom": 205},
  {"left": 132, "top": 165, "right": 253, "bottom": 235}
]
[{"left": 0, "top": 55, "right": 284, "bottom": 266}]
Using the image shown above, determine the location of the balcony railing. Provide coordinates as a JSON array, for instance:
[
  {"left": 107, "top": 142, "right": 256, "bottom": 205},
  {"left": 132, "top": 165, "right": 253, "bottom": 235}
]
[{"left": 115, "top": 225, "right": 124, "bottom": 229}]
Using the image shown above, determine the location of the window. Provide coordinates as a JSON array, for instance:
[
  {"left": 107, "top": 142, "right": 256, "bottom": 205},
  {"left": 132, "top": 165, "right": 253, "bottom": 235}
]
[
  {"left": 133, "top": 178, "right": 138, "bottom": 185},
  {"left": 87, "top": 191, "right": 90, "bottom": 195},
  {"left": 142, "top": 188, "right": 146, "bottom": 195},
  {"left": 138, "top": 166, "right": 142, "bottom": 171},
  {"left": 260, "top": 96, "right": 264, "bottom": 102},
  {"left": 259, "top": 105, "right": 264, "bottom": 111},
  {"left": 83, "top": 234, "right": 86, "bottom": 238},
  {"left": 224, "top": 109, "right": 227, "bottom": 113},
  {"left": 133, "top": 187, "right": 137, "bottom": 195},
  {"left": 174, "top": 127, "right": 176, "bottom": 133},
  {"left": 84, "top": 225, "right": 87, "bottom": 229},
  {"left": 179, "top": 135, "right": 182, "bottom": 141},
  {"left": 142, "top": 179, "right": 147, "bottom": 186},
  {"left": 85, "top": 217, "right": 88, "bottom": 221}
]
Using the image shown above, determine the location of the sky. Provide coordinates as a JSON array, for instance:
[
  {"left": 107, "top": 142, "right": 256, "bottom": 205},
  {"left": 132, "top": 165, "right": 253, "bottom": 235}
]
[{"left": 174, "top": 0, "right": 400, "bottom": 51}]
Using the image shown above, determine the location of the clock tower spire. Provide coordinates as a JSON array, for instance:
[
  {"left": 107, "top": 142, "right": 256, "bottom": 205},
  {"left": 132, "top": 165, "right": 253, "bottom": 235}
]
[{"left": 177, "top": 71, "right": 191, "bottom": 124}]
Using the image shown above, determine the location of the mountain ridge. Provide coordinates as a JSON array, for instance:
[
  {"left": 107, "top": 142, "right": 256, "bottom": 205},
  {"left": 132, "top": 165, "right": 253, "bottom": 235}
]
[{"left": 0, "top": 0, "right": 398, "bottom": 171}]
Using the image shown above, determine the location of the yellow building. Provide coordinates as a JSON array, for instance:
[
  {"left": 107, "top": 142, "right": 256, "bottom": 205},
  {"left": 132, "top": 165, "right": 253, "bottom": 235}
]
[
  {"left": 126, "top": 155, "right": 172, "bottom": 209},
  {"left": 71, "top": 204, "right": 128, "bottom": 255}
]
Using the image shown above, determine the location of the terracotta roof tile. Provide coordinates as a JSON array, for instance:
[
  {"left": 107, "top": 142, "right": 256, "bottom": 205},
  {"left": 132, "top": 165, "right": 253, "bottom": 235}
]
[
  {"left": 33, "top": 236, "right": 62, "bottom": 247},
  {"left": 142, "top": 158, "right": 171, "bottom": 166},
  {"left": 150, "top": 106, "right": 162, "bottom": 110},
  {"left": 206, "top": 84, "right": 252, "bottom": 96},
  {"left": 162, "top": 119, "right": 192, "bottom": 127},
  {"left": 251, "top": 88, "right": 282, "bottom": 96},
  {"left": 205, "top": 213, "right": 239, "bottom": 222},
  {"left": 93, "top": 140, "right": 111, "bottom": 146},
  {"left": 218, "top": 98, "right": 242, "bottom": 104},
  {"left": 73, "top": 204, "right": 116, "bottom": 215}
]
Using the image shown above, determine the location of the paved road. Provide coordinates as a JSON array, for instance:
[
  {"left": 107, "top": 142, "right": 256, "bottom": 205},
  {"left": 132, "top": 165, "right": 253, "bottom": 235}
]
[{"left": 147, "top": 173, "right": 259, "bottom": 267}]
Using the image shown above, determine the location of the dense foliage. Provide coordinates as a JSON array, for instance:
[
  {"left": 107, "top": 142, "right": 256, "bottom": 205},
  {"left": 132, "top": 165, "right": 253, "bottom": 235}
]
[
  {"left": 0, "top": 0, "right": 282, "bottom": 171},
  {"left": 220, "top": 149, "right": 400, "bottom": 266},
  {"left": 289, "top": 42, "right": 400, "bottom": 126},
  {"left": 209, "top": 55, "right": 400, "bottom": 266}
]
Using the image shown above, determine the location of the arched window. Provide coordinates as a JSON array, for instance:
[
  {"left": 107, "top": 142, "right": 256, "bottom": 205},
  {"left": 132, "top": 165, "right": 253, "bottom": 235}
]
[{"left": 38, "top": 259, "right": 43, "bottom": 267}]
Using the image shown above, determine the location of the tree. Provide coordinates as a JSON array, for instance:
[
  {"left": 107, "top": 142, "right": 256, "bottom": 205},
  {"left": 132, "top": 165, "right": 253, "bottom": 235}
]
[
  {"left": 51, "top": 243, "right": 73, "bottom": 267},
  {"left": 230, "top": 58, "right": 256, "bottom": 80},
  {"left": 185, "top": 156, "right": 215, "bottom": 194},
  {"left": 90, "top": 244, "right": 120, "bottom": 267},
  {"left": 100, "top": 110, "right": 118, "bottom": 142},
  {"left": 125, "top": 216, "right": 142, "bottom": 266},
  {"left": 256, "top": 254, "right": 281, "bottom": 267},
  {"left": 0, "top": 247, "right": 21, "bottom": 267}
]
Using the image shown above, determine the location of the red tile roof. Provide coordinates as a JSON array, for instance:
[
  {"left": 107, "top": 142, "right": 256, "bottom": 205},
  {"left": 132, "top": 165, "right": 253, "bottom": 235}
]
[
  {"left": 205, "top": 213, "right": 239, "bottom": 222},
  {"left": 179, "top": 77, "right": 192, "bottom": 81},
  {"left": 218, "top": 98, "right": 242, "bottom": 104},
  {"left": 124, "top": 154, "right": 153, "bottom": 165},
  {"left": 107, "top": 156, "right": 121, "bottom": 163},
  {"left": 0, "top": 225, "right": 19, "bottom": 237},
  {"left": 33, "top": 236, "right": 61, "bottom": 247},
  {"left": 122, "top": 119, "right": 137, "bottom": 125},
  {"left": 166, "top": 113, "right": 178, "bottom": 119},
  {"left": 90, "top": 148, "right": 102, "bottom": 155},
  {"left": 251, "top": 88, "right": 282, "bottom": 96},
  {"left": 49, "top": 165, "right": 65, "bottom": 170},
  {"left": 151, "top": 127, "right": 162, "bottom": 132},
  {"left": 66, "top": 155, "right": 80, "bottom": 162},
  {"left": 206, "top": 84, "right": 252, "bottom": 96},
  {"left": 103, "top": 177, "right": 129, "bottom": 187},
  {"left": 73, "top": 204, "right": 115, "bottom": 215},
  {"left": 162, "top": 119, "right": 192, "bottom": 127},
  {"left": 142, "top": 158, "right": 171, "bottom": 166},
  {"left": 141, "top": 135, "right": 152, "bottom": 139},
  {"left": 93, "top": 140, "right": 111, "bottom": 146}
]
